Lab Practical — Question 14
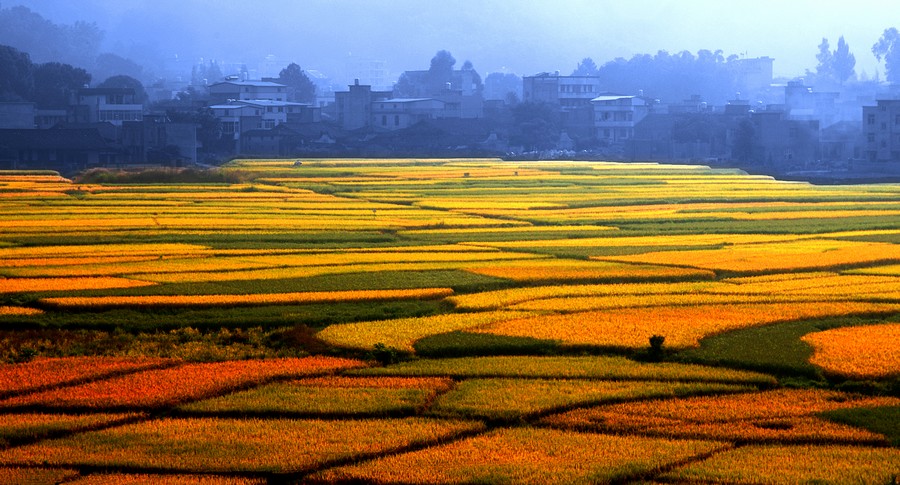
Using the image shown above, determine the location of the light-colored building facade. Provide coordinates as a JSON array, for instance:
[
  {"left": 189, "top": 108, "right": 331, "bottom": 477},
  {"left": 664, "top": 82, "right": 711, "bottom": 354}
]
[
  {"left": 592, "top": 95, "right": 650, "bottom": 142},
  {"left": 371, "top": 98, "right": 446, "bottom": 130},
  {"left": 208, "top": 81, "right": 288, "bottom": 104},
  {"left": 72, "top": 88, "right": 143, "bottom": 126},
  {"left": 523, "top": 73, "right": 602, "bottom": 109},
  {"left": 730, "top": 56, "right": 775, "bottom": 94},
  {"left": 210, "top": 100, "right": 312, "bottom": 135},
  {"left": 523, "top": 73, "right": 602, "bottom": 136}
]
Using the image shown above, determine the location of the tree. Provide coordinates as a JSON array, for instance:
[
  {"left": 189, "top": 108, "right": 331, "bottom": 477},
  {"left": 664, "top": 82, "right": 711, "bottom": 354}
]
[
  {"left": 97, "top": 75, "right": 147, "bottom": 104},
  {"left": 460, "top": 59, "right": 483, "bottom": 94},
  {"left": 429, "top": 50, "right": 456, "bottom": 77},
  {"left": 572, "top": 57, "right": 599, "bottom": 76},
  {"left": 206, "top": 61, "right": 223, "bottom": 84},
  {"left": 873, "top": 28, "right": 900, "bottom": 84},
  {"left": 815, "top": 38, "right": 833, "bottom": 81},
  {"left": 277, "top": 63, "right": 316, "bottom": 103},
  {"left": 427, "top": 50, "right": 456, "bottom": 93},
  {"left": 0, "top": 6, "right": 101, "bottom": 68},
  {"left": 33, "top": 62, "right": 91, "bottom": 108},
  {"left": 0, "top": 44, "right": 34, "bottom": 101},
  {"left": 511, "top": 102, "right": 559, "bottom": 150},
  {"left": 832, "top": 36, "right": 856, "bottom": 86},
  {"left": 814, "top": 36, "right": 856, "bottom": 87},
  {"left": 93, "top": 53, "right": 143, "bottom": 84}
]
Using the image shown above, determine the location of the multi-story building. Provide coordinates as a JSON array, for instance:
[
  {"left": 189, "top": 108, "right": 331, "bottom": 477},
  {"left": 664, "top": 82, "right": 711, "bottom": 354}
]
[
  {"left": 523, "top": 73, "right": 601, "bottom": 108},
  {"left": 863, "top": 99, "right": 900, "bottom": 162},
  {"left": 347, "top": 58, "right": 391, "bottom": 91},
  {"left": 729, "top": 56, "right": 774, "bottom": 94},
  {"left": 208, "top": 80, "right": 288, "bottom": 104},
  {"left": 334, "top": 81, "right": 392, "bottom": 130},
  {"left": 522, "top": 73, "right": 602, "bottom": 136},
  {"left": 751, "top": 110, "right": 820, "bottom": 166},
  {"left": 209, "top": 99, "right": 317, "bottom": 152},
  {"left": 394, "top": 69, "right": 484, "bottom": 119},
  {"left": 591, "top": 95, "right": 650, "bottom": 143},
  {"left": 71, "top": 88, "right": 144, "bottom": 126},
  {"left": 371, "top": 98, "right": 446, "bottom": 131},
  {"left": 784, "top": 81, "right": 839, "bottom": 127}
]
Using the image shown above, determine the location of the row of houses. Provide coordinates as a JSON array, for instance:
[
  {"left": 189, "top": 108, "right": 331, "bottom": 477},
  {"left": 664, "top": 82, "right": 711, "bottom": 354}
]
[
  {"left": 0, "top": 87, "right": 199, "bottom": 173},
  {"left": 3, "top": 57, "right": 900, "bottom": 174}
]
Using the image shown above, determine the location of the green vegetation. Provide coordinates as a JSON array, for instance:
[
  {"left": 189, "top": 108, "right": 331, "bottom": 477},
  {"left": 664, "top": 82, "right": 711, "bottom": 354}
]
[
  {"left": 1, "top": 159, "right": 899, "bottom": 481},
  {"left": 179, "top": 382, "right": 434, "bottom": 417},
  {"left": 352, "top": 355, "right": 778, "bottom": 385},
  {"left": 430, "top": 378, "right": 753, "bottom": 421},
  {"left": 679, "top": 315, "right": 895, "bottom": 379},
  {"left": 820, "top": 406, "right": 900, "bottom": 446},
  {"left": 414, "top": 331, "right": 560, "bottom": 358}
]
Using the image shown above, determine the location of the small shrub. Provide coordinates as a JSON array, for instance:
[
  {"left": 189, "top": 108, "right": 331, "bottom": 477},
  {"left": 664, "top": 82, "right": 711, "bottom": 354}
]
[
  {"left": 371, "top": 343, "right": 402, "bottom": 366},
  {"left": 648, "top": 334, "right": 665, "bottom": 361},
  {"left": 10, "top": 346, "right": 38, "bottom": 363}
]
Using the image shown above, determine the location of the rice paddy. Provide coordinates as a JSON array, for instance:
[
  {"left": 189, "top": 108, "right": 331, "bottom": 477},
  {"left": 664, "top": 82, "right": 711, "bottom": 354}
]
[{"left": 1, "top": 159, "right": 898, "bottom": 483}]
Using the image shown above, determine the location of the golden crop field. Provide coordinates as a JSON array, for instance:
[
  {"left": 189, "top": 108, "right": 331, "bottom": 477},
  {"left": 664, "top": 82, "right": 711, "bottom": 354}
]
[{"left": 0, "top": 159, "right": 898, "bottom": 483}]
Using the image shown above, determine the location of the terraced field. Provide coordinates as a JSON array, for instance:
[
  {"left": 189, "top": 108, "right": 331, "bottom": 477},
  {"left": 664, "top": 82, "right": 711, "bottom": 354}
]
[{"left": 0, "top": 159, "right": 898, "bottom": 483}]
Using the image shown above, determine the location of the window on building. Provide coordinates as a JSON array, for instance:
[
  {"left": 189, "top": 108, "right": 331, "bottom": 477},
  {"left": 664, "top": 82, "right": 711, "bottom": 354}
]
[
  {"left": 267, "top": 107, "right": 273, "bottom": 113},
  {"left": 265, "top": 120, "right": 275, "bottom": 129},
  {"left": 382, "top": 115, "right": 387, "bottom": 126},
  {"left": 394, "top": 115, "right": 400, "bottom": 126},
  {"left": 882, "top": 122, "right": 888, "bottom": 130},
  {"left": 882, "top": 140, "right": 888, "bottom": 148},
  {"left": 868, "top": 114, "right": 876, "bottom": 125},
  {"left": 278, "top": 107, "right": 283, "bottom": 113},
  {"left": 895, "top": 114, "right": 900, "bottom": 125},
  {"left": 868, "top": 133, "right": 876, "bottom": 142}
]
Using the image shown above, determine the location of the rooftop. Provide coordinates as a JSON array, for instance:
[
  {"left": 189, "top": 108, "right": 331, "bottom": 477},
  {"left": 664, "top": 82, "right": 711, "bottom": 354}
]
[
  {"left": 378, "top": 98, "right": 440, "bottom": 104},
  {"left": 591, "top": 95, "right": 637, "bottom": 102},
  {"left": 209, "top": 81, "right": 287, "bottom": 88}
]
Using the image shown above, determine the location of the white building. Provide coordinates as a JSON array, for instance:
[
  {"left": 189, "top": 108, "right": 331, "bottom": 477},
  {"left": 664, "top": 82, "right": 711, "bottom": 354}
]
[
  {"left": 523, "top": 73, "right": 602, "bottom": 110},
  {"left": 208, "top": 81, "right": 288, "bottom": 104},
  {"left": 210, "top": 100, "right": 312, "bottom": 136},
  {"left": 591, "top": 95, "right": 650, "bottom": 143},
  {"left": 371, "top": 98, "right": 446, "bottom": 131},
  {"left": 72, "top": 88, "right": 143, "bottom": 126}
]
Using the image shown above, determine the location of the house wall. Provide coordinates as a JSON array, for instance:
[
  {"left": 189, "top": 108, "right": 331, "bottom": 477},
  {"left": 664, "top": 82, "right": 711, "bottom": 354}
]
[
  {"left": 863, "top": 100, "right": 900, "bottom": 162},
  {"left": 0, "top": 102, "right": 35, "bottom": 129}
]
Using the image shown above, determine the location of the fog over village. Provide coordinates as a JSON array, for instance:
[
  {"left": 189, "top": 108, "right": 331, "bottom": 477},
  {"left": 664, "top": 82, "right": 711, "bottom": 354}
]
[
  {"left": 3, "top": 3, "right": 900, "bottom": 482},
  {"left": 2, "top": 0, "right": 900, "bottom": 181}
]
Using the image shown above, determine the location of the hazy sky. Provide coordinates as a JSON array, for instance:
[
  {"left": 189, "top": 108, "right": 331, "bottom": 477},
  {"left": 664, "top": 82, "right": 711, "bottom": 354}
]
[{"left": 8, "top": 0, "right": 894, "bottom": 82}]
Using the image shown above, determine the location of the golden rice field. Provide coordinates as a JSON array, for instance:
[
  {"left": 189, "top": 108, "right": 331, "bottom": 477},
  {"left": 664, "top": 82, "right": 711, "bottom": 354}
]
[{"left": 0, "top": 159, "right": 899, "bottom": 483}]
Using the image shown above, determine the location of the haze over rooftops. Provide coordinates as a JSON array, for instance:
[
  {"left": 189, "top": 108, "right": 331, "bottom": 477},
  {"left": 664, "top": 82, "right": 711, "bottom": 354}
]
[{"left": 209, "top": 80, "right": 287, "bottom": 88}]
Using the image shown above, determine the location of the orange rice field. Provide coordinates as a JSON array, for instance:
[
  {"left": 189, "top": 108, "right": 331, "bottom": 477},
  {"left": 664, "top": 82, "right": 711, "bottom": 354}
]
[{"left": 0, "top": 159, "right": 899, "bottom": 482}]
